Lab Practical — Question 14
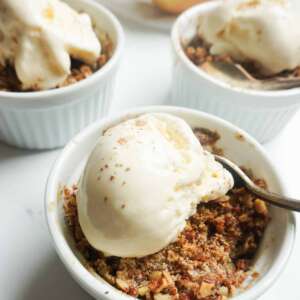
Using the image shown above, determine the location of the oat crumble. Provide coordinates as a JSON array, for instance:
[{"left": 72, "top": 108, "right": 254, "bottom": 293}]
[{"left": 63, "top": 128, "right": 270, "bottom": 300}]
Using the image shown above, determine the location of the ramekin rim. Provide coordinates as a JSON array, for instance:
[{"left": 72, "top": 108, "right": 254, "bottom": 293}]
[{"left": 45, "top": 105, "right": 296, "bottom": 300}]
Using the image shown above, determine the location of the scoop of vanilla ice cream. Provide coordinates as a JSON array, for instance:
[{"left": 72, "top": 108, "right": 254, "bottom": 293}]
[
  {"left": 199, "top": 0, "right": 300, "bottom": 75},
  {"left": 77, "top": 113, "right": 233, "bottom": 258},
  {"left": 0, "top": 0, "right": 101, "bottom": 90}
]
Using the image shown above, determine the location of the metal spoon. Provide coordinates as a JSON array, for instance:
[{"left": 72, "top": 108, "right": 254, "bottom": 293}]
[
  {"left": 202, "top": 61, "right": 300, "bottom": 91},
  {"left": 214, "top": 154, "right": 300, "bottom": 212}
]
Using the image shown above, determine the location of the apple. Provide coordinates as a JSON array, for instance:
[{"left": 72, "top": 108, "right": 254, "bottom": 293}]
[{"left": 152, "top": 0, "right": 206, "bottom": 14}]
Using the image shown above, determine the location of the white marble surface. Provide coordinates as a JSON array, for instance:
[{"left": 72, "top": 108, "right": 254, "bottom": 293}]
[{"left": 1, "top": 18, "right": 300, "bottom": 300}]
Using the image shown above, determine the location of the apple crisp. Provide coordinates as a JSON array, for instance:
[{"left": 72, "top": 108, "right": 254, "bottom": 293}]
[
  {"left": 0, "top": 33, "right": 113, "bottom": 92},
  {"left": 63, "top": 128, "right": 270, "bottom": 300}
]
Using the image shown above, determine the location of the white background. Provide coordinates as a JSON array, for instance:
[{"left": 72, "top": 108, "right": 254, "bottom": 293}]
[{"left": 0, "top": 17, "right": 299, "bottom": 300}]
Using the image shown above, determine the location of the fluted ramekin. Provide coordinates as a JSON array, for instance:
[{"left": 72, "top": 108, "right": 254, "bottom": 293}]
[
  {"left": 0, "top": 0, "right": 124, "bottom": 150},
  {"left": 171, "top": 1, "right": 300, "bottom": 143},
  {"left": 46, "top": 106, "right": 295, "bottom": 300}
]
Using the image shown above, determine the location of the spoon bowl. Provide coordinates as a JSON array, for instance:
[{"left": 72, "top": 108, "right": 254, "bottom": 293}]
[{"left": 202, "top": 61, "right": 300, "bottom": 91}]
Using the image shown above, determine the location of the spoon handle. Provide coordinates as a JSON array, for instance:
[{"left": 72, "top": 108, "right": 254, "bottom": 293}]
[
  {"left": 214, "top": 154, "right": 300, "bottom": 212},
  {"left": 247, "top": 184, "right": 300, "bottom": 212}
]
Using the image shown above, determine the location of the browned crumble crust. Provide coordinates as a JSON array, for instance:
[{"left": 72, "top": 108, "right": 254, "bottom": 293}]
[
  {"left": 0, "top": 34, "right": 113, "bottom": 92},
  {"left": 185, "top": 36, "right": 300, "bottom": 80},
  {"left": 63, "top": 129, "right": 270, "bottom": 300},
  {"left": 193, "top": 128, "right": 223, "bottom": 156}
]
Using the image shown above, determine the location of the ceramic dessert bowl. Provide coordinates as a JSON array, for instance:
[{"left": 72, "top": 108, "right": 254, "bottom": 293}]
[
  {"left": 45, "top": 106, "right": 295, "bottom": 300},
  {"left": 171, "top": 1, "right": 300, "bottom": 143},
  {"left": 0, "top": 0, "right": 124, "bottom": 150}
]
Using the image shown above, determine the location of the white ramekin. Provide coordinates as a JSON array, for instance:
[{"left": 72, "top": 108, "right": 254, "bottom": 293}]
[
  {"left": 171, "top": 1, "right": 300, "bottom": 143},
  {"left": 0, "top": 0, "right": 124, "bottom": 150},
  {"left": 45, "top": 106, "right": 295, "bottom": 300}
]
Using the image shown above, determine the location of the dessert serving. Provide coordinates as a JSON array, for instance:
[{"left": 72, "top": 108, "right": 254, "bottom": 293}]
[
  {"left": 184, "top": 0, "right": 300, "bottom": 90},
  {"left": 171, "top": 0, "right": 300, "bottom": 143},
  {"left": 0, "top": 0, "right": 113, "bottom": 92},
  {"left": 62, "top": 113, "right": 270, "bottom": 300},
  {"left": 0, "top": 0, "right": 123, "bottom": 150}
]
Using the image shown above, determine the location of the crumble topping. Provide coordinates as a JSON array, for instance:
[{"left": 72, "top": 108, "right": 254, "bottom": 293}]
[
  {"left": 63, "top": 128, "right": 270, "bottom": 300},
  {"left": 193, "top": 128, "right": 223, "bottom": 156}
]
